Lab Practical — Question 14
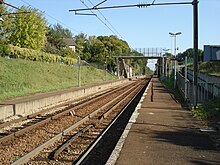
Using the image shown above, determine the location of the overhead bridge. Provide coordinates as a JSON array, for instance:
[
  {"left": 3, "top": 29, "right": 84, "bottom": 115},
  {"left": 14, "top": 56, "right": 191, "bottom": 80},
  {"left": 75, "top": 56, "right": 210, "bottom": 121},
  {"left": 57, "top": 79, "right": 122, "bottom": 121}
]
[
  {"left": 114, "top": 56, "right": 162, "bottom": 59},
  {"left": 113, "top": 47, "right": 170, "bottom": 78}
]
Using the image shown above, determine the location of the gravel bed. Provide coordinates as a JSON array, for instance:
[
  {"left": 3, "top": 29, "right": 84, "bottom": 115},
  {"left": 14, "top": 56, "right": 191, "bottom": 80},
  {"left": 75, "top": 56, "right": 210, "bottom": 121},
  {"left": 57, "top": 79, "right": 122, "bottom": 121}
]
[
  {"left": 0, "top": 82, "right": 138, "bottom": 164},
  {"left": 79, "top": 80, "right": 148, "bottom": 165}
]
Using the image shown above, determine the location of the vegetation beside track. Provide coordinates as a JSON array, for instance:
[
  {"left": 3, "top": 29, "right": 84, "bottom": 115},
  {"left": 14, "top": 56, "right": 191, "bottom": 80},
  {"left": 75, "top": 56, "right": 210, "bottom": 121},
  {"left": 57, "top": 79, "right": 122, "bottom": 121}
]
[
  {"left": 199, "top": 61, "right": 220, "bottom": 76},
  {"left": 161, "top": 76, "right": 220, "bottom": 122},
  {"left": 188, "top": 61, "right": 220, "bottom": 76},
  {"left": 0, "top": 57, "right": 116, "bottom": 100},
  {"left": 192, "top": 98, "right": 220, "bottom": 122},
  {"left": 160, "top": 76, "right": 185, "bottom": 103}
]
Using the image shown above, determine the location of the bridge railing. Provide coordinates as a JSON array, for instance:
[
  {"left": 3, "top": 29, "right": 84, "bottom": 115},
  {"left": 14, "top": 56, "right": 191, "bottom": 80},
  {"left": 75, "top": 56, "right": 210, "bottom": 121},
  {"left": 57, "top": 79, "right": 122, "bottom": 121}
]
[{"left": 134, "top": 48, "right": 166, "bottom": 57}]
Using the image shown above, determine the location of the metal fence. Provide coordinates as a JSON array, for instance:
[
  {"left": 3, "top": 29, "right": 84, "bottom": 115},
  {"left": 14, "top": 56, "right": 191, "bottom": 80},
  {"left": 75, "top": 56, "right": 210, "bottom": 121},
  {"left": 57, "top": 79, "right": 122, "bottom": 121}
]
[{"left": 176, "top": 71, "right": 220, "bottom": 106}]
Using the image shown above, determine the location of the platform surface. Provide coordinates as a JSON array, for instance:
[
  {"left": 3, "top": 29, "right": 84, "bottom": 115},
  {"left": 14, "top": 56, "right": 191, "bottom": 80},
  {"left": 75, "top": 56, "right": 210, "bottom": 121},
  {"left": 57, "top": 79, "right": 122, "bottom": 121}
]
[{"left": 115, "top": 78, "right": 220, "bottom": 165}]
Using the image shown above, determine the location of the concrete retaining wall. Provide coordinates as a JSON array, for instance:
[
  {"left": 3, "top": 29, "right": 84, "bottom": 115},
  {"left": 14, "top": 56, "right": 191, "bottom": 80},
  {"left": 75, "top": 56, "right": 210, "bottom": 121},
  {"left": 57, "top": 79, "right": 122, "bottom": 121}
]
[{"left": 0, "top": 79, "right": 130, "bottom": 121}]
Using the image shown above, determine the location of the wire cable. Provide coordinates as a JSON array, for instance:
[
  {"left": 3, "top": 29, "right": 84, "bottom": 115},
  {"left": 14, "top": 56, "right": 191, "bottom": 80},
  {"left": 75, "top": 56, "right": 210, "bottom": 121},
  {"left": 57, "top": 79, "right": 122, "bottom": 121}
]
[
  {"left": 80, "top": 0, "right": 121, "bottom": 38},
  {"left": 152, "top": 0, "right": 156, "bottom": 4},
  {"left": 87, "top": 0, "right": 124, "bottom": 39}
]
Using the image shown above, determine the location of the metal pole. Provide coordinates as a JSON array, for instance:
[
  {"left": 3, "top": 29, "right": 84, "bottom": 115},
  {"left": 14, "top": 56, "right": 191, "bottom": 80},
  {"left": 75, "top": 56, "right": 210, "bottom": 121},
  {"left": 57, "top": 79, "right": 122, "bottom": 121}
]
[
  {"left": 105, "top": 61, "right": 107, "bottom": 81},
  {"left": 116, "top": 57, "right": 120, "bottom": 79},
  {"left": 185, "top": 56, "right": 188, "bottom": 100},
  {"left": 78, "top": 56, "right": 81, "bottom": 87},
  {"left": 162, "top": 57, "right": 164, "bottom": 77},
  {"left": 169, "top": 32, "right": 181, "bottom": 88},
  {"left": 174, "top": 35, "right": 177, "bottom": 88},
  {"left": 193, "top": 0, "right": 198, "bottom": 108},
  {"left": 105, "top": 56, "right": 108, "bottom": 81},
  {"left": 165, "top": 58, "right": 167, "bottom": 77},
  {"left": 157, "top": 63, "right": 159, "bottom": 78},
  {"left": 169, "top": 60, "right": 172, "bottom": 80}
]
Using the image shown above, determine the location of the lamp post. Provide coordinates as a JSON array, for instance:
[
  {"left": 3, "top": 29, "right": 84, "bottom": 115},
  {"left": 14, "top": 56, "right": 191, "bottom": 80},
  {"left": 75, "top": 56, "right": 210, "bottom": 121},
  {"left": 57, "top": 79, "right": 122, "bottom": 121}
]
[{"left": 169, "top": 32, "right": 181, "bottom": 88}]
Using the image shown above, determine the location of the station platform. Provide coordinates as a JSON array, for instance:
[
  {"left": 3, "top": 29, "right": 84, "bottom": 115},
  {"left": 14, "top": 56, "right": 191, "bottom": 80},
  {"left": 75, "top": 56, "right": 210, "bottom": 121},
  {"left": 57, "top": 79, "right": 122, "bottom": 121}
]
[{"left": 107, "top": 78, "right": 220, "bottom": 165}]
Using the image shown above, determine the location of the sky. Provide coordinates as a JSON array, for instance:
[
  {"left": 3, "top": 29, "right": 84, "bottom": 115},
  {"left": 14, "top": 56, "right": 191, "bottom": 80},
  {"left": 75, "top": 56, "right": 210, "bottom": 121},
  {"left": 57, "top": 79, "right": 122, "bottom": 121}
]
[{"left": 4, "top": 0, "right": 220, "bottom": 70}]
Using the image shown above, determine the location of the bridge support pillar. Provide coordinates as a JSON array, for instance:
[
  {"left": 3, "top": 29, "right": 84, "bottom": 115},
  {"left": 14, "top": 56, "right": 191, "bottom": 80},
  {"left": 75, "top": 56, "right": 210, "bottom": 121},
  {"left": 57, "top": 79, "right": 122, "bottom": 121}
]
[
  {"left": 165, "top": 58, "right": 168, "bottom": 77},
  {"left": 162, "top": 57, "right": 165, "bottom": 77}
]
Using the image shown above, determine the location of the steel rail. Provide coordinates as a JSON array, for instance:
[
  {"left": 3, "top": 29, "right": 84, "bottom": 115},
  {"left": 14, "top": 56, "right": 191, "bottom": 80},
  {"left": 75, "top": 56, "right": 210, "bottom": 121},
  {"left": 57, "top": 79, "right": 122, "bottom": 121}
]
[
  {"left": 75, "top": 79, "right": 150, "bottom": 164},
  {"left": 0, "top": 83, "right": 133, "bottom": 144},
  {"left": 52, "top": 124, "right": 94, "bottom": 160},
  {"left": 0, "top": 85, "right": 120, "bottom": 129},
  {"left": 10, "top": 80, "right": 145, "bottom": 164},
  {"left": 50, "top": 80, "right": 145, "bottom": 160}
]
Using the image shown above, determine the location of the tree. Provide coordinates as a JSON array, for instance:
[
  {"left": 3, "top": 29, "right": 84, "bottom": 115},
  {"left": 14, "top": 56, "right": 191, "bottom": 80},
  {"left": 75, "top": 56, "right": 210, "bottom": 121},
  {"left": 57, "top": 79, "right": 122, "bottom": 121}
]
[
  {"left": 44, "top": 23, "right": 76, "bottom": 57},
  {"left": 8, "top": 6, "right": 47, "bottom": 50},
  {"left": 179, "top": 48, "right": 204, "bottom": 62},
  {"left": 163, "top": 52, "right": 173, "bottom": 58},
  {"left": 0, "top": 4, "right": 14, "bottom": 44},
  {"left": 74, "top": 34, "right": 150, "bottom": 74},
  {"left": 46, "top": 23, "right": 73, "bottom": 51},
  {"left": 74, "top": 32, "right": 87, "bottom": 54},
  {"left": 130, "top": 50, "right": 149, "bottom": 75}
]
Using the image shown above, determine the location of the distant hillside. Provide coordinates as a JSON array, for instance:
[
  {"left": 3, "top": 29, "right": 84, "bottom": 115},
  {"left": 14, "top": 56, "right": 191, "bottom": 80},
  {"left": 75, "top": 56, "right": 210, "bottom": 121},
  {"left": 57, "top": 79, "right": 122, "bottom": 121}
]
[{"left": 0, "top": 57, "right": 116, "bottom": 100}]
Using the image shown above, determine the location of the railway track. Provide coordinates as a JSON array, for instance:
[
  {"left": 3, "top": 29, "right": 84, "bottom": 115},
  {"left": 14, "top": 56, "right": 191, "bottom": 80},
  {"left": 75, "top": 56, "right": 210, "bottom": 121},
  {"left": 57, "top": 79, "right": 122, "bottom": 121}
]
[
  {"left": 0, "top": 78, "right": 150, "bottom": 164},
  {"left": 0, "top": 83, "right": 131, "bottom": 143}
]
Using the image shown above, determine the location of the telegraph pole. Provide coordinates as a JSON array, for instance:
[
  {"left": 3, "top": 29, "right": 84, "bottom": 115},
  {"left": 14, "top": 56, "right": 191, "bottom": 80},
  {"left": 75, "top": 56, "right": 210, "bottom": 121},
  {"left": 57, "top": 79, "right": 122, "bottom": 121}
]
[{"left": 193, "top": 0, "right": 198, "bottom": 108}]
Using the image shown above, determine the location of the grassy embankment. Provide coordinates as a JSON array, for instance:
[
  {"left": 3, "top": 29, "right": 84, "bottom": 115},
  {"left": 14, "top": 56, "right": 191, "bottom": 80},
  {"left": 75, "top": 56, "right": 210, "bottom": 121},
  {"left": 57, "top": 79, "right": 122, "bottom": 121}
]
[
  {"left": 189, "top": 61, "right": 220, "bottom": 76},
  {"left": 0, "top": 57, "right": 116, "bottom": 100}
]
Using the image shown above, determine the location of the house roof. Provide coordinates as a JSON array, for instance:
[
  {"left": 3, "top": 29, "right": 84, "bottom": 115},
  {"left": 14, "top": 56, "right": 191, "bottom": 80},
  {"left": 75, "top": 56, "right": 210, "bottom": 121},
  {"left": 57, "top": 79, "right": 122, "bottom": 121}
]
[{"left": 64, "top": 38, "right": 76, "bottom": 46}]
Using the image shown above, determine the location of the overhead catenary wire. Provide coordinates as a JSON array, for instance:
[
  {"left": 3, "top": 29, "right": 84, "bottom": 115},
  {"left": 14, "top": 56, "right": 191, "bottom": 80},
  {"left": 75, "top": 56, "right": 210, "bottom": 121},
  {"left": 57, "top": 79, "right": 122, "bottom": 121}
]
[
  {"left": 0, "top": 0, "right": 19, "bottom": 10},
  {"left": 79, "top": 0, "right": 122, "bottom": 39},
  {"left": 78, "top": 0, "right": 136, "bottom": 58},
  {"left": 19, "top": 0, "right": 80, "bottom": 33},
  {"left": 152, "top": 0, "right": 156, "bottom": 4},
  {"left": 0, "top": 1, "right": 31, "bottom": 19},
  {"left": 87, "top": 0, "right": 124, "bottom": 39},
  {"left": 93, "top": 0, "right": 108, "bottom": 8},
  {"left": 70, "top": 1, "right": 192, "bottom": 12}
]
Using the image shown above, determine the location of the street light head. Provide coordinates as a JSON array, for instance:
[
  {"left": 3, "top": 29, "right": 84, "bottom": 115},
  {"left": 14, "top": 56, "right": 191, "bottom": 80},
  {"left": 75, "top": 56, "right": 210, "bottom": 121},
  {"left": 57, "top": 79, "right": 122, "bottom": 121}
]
[{"left": 169, "top": 32, "right": 182, "bottom": 36}]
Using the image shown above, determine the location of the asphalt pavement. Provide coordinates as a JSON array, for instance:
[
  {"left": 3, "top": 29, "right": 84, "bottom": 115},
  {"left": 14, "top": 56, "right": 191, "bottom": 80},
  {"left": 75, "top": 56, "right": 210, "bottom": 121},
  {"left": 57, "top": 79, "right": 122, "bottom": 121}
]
[{"left": 115, "top": 78, "right": 220, "bottom": 165}]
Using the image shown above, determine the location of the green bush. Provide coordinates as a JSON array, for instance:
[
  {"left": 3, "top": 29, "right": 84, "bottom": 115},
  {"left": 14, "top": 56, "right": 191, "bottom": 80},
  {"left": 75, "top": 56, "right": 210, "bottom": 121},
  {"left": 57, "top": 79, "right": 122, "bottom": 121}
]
[
  {"left": 5, "top": 44, "right": 77, "bottom": 65},
  {"left": 193, "top": 98, "right": 220, "bottom": 121},
  {"left": 0, "top": 44, "right": 10, "bottom": 56}
]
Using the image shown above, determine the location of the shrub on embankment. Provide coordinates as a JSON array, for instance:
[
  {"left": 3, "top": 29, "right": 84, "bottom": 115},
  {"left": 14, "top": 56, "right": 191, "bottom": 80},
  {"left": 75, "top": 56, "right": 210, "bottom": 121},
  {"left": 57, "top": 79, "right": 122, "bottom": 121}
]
[
  {"left": 0, "top": 57, "right": 116, "bottom": 100},
  {"left": 0, "top": 44, "right": 77, "bottom": 65},
  {"left": 188, "top": 61, "right": 220, "bottom": 76}
]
